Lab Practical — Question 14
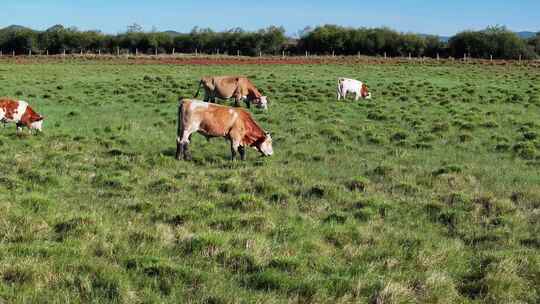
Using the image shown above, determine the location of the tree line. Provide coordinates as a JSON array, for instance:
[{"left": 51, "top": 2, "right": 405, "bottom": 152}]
[{"left": 0, "top": 24, "right": 538, "bottom": 59}]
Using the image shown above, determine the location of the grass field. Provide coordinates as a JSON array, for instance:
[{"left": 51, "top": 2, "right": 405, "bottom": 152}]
[{"left": 0, "top": 59, "right": 539, "bottom": 303}]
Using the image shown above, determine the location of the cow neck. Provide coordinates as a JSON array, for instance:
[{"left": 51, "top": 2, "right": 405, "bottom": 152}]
[
  {"left": 247, "top": 88, "right": 262, "bottom": 99},
  {"left": 239, "top": 111, "right": 266, "bottom": 146}
]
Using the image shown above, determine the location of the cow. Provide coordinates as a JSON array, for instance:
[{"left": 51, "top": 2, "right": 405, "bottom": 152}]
[
  {"left": 194, "top": 76, "right": 268, "bottom": 110},
  {"left": 0, "top": 98, "right": 44, "bottom": 133},
  {"left": 337, "top": 78, "right": 372, "bottom": 101},
  {"left": 176, "top": 98, "right": 273, "bottom": 161}
]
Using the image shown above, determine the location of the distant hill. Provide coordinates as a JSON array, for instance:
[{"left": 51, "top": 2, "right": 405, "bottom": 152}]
[
  {"left": 0, "top": 24, "right": 33, "bottom": 32},
  {"left": 517, "top": 31, "right": 537, "bottom": 39},
  {"left": 164, "top": 30, "right": 183, "bottom": 37},
  {"left": 418, "top": 34, "right": 450, "bottom": 42}
]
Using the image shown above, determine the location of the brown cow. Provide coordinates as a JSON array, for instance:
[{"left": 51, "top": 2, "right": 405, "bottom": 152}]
[
  {"left": 0, "top": 98, "right": 45, "bottom": 133},
  {"left": 194, "top": 76, "right": 268, "bottom": 110},
  {"left": 176, "top": 98, "right": 273, "bottom": 161}
]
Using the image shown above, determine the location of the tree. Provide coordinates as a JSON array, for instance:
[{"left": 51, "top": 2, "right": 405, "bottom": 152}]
[
  {"left": 449, "top": 26, "right": 534, "bottom": 59},
  {"left": 127, "top": 23, "right": 143, "bottom": 33},
  {"left": 0, "top": 27, "right": 38, "bottom": 54},
  {"left": 527, "top": 33, "right": 540, "bottom": 57}
]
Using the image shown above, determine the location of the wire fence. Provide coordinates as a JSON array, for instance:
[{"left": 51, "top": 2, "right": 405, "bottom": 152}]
[{"left": 0, "top": 48, "right": 537, "bottom": 63}]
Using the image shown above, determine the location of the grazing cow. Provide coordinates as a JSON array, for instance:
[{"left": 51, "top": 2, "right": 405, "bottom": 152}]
[
  {"left": 176, "top": 98, "right": 273, "bottom": 161},
  {"left": 194, "top": 76, "right": 268, "bottom": 110},
  {"left": 0, "top": 98, "right": 44, "bottom": 133},
  {"left": 337, "top": 78, "right": 372, "bottom": 101}
]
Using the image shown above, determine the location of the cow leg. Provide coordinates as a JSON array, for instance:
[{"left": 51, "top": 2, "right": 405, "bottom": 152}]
[
  {"left": 238, "top": 145, "right": 246, "bottom": 161},
  {"left": 176, "top": 135, "right": 189, "bottom": 160},
  {"left": 16, "top": 123, "right": 23, "bottom": 134},
  {"left": 177, "top": 127, "right": 196, "bottom": 160},
  {"left": 176, "top": 137, "right": 191, "bottom": 160},
  {"left": 230, "top": 139, "right": 243, "bottom": 161},
  {"left": 233, "top": 88, "right": 243, "bottom": 107},
  {"left": 183, "top": 133, "right": 194, "bottom": 160},
  {"left": 183, "top": 142, "right": 192, "bottom": 160},
  {"left": 233, "top": 96, "right": 241, "bottom": 107},
  {"left": 355, "top": 91, "right": 360, "bottom": 101},
  {"left": 230, "top": 141, "right": 238, "bottom": 160}
]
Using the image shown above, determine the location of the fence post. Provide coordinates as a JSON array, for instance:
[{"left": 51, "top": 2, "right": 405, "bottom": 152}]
[
  {"left": 98, "top": 49, "right": 101, "bottom": 56},
  {"left": 29, "top": 49, "right": 32, "bottom": 56},
  {"left": 408, "top": 53, "right": 411, "bottom": 60},
  {"left": 0, "top": 50, "right": 2, "bottom": 57},
  {"left": 282, "top": 50, "right": 285, "bottom": 58},
  {"left": 384, "top": 52, "right": 387, "bottom": 59},
  {"left": 259, "top": 51, "right": 262, "bottom": 57},
  {"left": 46, "top": 50, "right": 48, "bottom": 56},
  {"left": 305, "top": 51, "right": 308, "bottom": 57},
  {"left": 195, "top": 48, "right": 198, "bottom": 56},
  {"left": 332, "top": 50, "right": 335, "bottom": 57},
  {"left": 80, "top": 49, "right": 83, "bottom": 56},
  {"left": 12, "top": 50, "right": 15, "bottom": 57},
  {"left": 172, "top": 48, "right": 175, "bottom": 55},
  {"left": 463, "top": 53, "right": 466, "bottom": 61},
  {"left": 155, "top": 48, "right": 158, "bottom": 56},
  {"left": 436, "top": 53, "right": 439, "bottom": 61},
  {"left": 117, "top": 47, "right": 120, "bottom": 56},
  {"left": 519, "top": 54, "right": 522, "bottom": 62}
]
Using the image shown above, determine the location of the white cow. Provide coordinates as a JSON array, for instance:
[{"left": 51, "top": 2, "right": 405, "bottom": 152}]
[{"left": 337, "top": 78, "right": 372, "bottom": 101}]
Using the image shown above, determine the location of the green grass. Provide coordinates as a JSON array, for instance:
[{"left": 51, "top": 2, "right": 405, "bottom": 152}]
[{"left": 1, "top": 59, "right": 540, "bottom": 303}]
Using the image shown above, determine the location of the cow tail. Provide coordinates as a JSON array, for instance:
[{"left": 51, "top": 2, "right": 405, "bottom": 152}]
[
  {"left": 176, "top": 99, "right": 184, "bottom": 160},
  {"left": 177, "top": 99, "right": 184, "bottom": 138},
  {"left": 194, "top": 80, "right": 202, "bottom": 98}
]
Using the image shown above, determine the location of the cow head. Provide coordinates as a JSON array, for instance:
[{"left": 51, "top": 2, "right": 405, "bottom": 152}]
[
  {"left": 257, "top": 132, "right": 273, "bottom": 156},
  {"left": 29, "top": 115, "right": 45, "bottom": 132},
  {"left": 256, "top": 96, "right": 268, "bottom": 110},
  {"left": 361, "top": 83, "right": 372, "bottom": 99}
]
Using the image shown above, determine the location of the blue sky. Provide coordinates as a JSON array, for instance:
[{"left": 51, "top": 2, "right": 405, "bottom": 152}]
[{"left": 1, "top": 0, "right": 538, "bottom": 36}]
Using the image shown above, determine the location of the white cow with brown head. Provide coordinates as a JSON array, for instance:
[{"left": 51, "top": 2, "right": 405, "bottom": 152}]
[{"left": 337, "top": 78, "right": 372, "bottom": 101}]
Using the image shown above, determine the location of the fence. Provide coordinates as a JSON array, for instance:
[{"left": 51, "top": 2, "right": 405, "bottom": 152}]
[{"left": 0, "top": 48, "right": 535, "bottom": 63}]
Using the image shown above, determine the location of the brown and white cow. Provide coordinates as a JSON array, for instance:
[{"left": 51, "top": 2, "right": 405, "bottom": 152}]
[
  {"left": 176, "top": 98, "right": 273, "bottom": 161},
  {"left": 194, "top": 76, "right": 268, "bottom": 110},
  {"left": 0, "top": 98, "right": 45, "bottom": 133},
  {"left": 337, "top": 78, "right": 372, "bottom": 101}
]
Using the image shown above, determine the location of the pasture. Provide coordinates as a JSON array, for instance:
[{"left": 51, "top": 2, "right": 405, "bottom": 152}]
[{"left": 0, "top": 58, "right": 539, "bottom": 303}]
